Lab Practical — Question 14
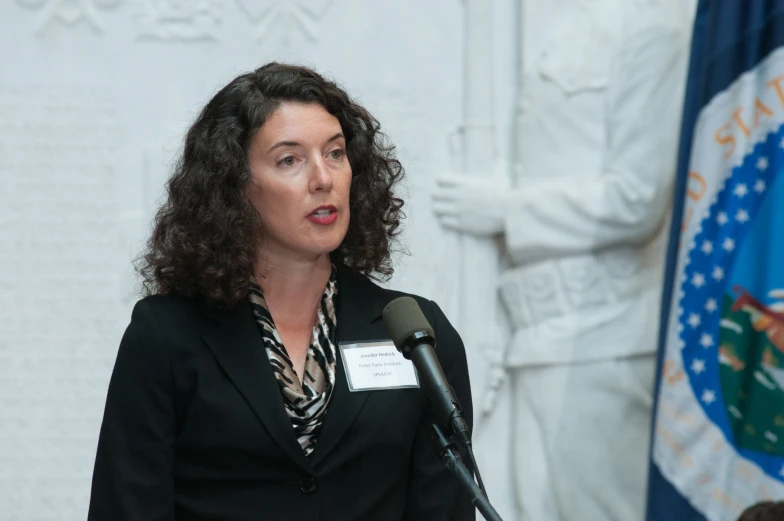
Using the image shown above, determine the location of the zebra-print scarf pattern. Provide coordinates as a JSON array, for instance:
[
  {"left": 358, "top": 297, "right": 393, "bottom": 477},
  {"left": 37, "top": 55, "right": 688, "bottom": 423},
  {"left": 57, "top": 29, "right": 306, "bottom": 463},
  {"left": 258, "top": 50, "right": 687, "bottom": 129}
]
[{"left": 248, "top": 268, "right": 338, "bottom": 457}]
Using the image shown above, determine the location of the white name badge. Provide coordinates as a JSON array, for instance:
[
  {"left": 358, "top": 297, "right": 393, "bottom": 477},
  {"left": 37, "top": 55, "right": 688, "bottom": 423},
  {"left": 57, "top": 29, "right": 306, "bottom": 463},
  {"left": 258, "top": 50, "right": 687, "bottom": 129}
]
[{"left": 339, "top": 340, "right": 420, "bottom": 392}]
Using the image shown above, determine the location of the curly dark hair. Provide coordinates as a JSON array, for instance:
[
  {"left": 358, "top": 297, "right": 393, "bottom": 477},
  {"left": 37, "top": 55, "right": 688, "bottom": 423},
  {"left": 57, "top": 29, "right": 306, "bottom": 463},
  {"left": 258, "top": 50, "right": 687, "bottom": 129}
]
[
  {"left": 137, "top": 62, "right": 405, "bottom": 307},
  {"left": 737, "top": 501, "right": 784, "bottom": 521}
]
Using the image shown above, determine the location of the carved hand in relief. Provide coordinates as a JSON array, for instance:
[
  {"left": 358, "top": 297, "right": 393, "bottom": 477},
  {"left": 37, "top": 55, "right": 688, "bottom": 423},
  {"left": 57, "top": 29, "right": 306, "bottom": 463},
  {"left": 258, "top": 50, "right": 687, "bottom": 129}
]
[{"left": 432, "top": 174, "right": 512, "bottom": 237}]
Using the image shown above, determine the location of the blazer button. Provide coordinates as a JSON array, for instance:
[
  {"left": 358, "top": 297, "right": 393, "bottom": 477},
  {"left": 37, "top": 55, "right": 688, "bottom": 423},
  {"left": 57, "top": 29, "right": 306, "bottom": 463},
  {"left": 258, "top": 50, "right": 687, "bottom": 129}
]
[{"left": 299, "top": 476, "right": 317, "bottom": 494}]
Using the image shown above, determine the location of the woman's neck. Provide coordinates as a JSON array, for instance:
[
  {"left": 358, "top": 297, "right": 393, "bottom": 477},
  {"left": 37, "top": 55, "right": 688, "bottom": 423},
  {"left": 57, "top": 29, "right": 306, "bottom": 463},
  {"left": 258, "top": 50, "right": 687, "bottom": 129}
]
[{"left": 254, "top": 253, "right": 332, "bottom": 329}]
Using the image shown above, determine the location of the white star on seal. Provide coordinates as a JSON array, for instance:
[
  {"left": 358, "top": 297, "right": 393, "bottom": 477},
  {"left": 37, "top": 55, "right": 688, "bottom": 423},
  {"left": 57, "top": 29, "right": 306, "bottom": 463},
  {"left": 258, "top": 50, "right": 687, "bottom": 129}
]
[
  {"left": 701, "top": 241, "right": 713, "bottom": 254},
  {"left": 736, "top": 209, "right": 749, "bottom": 223},
  {"left": 691, "top": 359, "right": 706, "bottom": 374},
  {"left": 705, "top": 298, "right": 718, "bottom": 313},
  {"left": 712, "top": 267, "right": 724, "bottom": 281},
  {"left": 723, "top": 238, "right": 735, "bottom": 252},
  {"left": 734, "top": 184, "right": 748, "bottom": 197},
  {"left": 757, "top": 157, "right": 769, "bottom": 171},
  {"left": 755, "top": 179, "right": 766, "bottom": 193},
  {"left": 699, "top": 333, "right": 714, "bottom": 348},
  {"left": 688, "top": 313, "right": 701, "bottom": 328},
  {"left": 692, "top": 273, "right": 706, "bottom": 288},
  {"left": 701, "top": 389, "right": 716, "bottom": 404},
  {"left": 717, "top": 212, "right": 729, "bottom": 225}
]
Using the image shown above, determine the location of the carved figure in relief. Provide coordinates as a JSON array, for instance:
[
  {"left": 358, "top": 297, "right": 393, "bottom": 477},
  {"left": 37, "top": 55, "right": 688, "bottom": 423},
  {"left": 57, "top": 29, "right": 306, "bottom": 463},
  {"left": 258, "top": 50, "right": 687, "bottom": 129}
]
[{"left": 432, "top": 0, "right": 695, "bottom": 519}]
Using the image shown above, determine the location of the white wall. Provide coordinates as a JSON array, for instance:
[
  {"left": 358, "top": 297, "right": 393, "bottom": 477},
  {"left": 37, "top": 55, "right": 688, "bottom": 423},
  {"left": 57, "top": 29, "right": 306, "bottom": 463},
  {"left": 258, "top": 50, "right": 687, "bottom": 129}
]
[{"left": 0, "top": 1, "right": 519, "bottom": 520}]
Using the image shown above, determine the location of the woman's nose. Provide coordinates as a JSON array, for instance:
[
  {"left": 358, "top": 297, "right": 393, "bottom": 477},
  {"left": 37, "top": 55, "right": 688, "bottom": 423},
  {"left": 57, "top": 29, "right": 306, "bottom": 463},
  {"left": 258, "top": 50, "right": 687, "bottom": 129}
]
[{"left": 309, "top": 158, "right": 333, "bottom": 192}]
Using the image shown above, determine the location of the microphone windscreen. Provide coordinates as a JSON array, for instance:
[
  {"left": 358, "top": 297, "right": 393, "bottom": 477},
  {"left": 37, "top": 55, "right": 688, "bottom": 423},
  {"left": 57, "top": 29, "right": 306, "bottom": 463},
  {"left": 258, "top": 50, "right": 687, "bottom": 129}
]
[{"left": 382, "top": 296, "right": 435, "bottom": 350}]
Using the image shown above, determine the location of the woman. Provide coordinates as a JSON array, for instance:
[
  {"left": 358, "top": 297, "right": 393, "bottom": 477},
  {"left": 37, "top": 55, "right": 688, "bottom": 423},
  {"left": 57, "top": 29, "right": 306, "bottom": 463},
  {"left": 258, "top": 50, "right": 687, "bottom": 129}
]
[{"left": 87, "top": 63, "right": 474, "bottom": 521}]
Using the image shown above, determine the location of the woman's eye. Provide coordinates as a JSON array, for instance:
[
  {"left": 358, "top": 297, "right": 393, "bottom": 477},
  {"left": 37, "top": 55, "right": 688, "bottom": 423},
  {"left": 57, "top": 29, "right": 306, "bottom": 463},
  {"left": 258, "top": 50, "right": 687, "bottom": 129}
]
[
  {"left": 329, "top": 149, "right": 345, "bottom": 160},
  {"left": 278, "top": 156, "right": 296, "bottom": 167}
]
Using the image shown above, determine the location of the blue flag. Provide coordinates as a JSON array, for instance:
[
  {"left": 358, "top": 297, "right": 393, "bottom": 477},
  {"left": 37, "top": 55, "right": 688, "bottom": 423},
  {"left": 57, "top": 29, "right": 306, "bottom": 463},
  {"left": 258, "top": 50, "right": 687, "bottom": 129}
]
[{"left": 647, "top": 1, "right": 784, "bottom": 520}]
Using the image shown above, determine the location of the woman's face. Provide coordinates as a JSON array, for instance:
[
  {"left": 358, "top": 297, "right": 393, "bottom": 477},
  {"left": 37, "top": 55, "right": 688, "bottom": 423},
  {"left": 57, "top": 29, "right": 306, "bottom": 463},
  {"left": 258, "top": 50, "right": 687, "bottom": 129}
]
[{"left": 247, "top": 102, "right": 352, "bottom": 265}]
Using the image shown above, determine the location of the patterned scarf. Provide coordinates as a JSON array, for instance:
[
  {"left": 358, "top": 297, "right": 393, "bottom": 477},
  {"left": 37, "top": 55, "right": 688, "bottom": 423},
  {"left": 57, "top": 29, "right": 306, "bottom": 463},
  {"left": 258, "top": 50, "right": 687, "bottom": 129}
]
[{"left": 249, "top": 267, "right": 338, "bottom": 457}]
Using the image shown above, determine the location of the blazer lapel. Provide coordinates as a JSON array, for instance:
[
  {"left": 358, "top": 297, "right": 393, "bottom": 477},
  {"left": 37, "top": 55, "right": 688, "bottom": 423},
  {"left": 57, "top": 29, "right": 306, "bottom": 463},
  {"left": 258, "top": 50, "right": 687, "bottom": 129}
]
[
  {"left": 308, "top": 264, "right": 388, "bottom": 466},
  {"left": 202, "top": 302, "right": 312, "bottom": 471}
]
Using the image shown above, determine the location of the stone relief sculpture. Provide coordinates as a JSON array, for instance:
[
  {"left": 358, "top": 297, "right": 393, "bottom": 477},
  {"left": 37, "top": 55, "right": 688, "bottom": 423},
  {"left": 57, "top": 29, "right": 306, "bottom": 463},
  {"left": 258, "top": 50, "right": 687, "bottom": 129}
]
[
  {"left": 433, "top": 0, "right": 696, "bottom": 519},
  {"left": 134, "top": 0, "right": 222, "bottom": 42},
  {"left": 13, "top": 0, "right": 334, "bottom": 42},
  {"left": 15, "top": 0, "right": 121, "bottom": 34},
  {"left": 444, "top": 0, "right": 507, "bottom": 413},
  {"left": 234, "top": 0, "right": 334, "bottom": 44}
]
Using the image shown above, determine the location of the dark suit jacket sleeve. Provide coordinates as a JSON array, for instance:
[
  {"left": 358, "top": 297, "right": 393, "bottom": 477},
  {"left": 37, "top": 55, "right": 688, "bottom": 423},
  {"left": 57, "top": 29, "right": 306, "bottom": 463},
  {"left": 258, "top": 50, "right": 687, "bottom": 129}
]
[
  {"left": 88, "top": 300, "right": 176, "bottom": 521},
  {"left": 403, "top": 300, "right": 476, "bottom": 521}
]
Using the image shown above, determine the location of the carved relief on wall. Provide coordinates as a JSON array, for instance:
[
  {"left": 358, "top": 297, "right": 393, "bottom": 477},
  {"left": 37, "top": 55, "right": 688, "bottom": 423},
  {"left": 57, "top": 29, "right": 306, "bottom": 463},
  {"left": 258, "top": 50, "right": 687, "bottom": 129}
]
[
  {"left": 14, "top": 0, "right": 122, "bottom": 35},
  {"left": 234, "top": 0, "right": 333, "bottom": 44},
  {"left": 134, "top": 0, "right": 222, "bottom": 42}
]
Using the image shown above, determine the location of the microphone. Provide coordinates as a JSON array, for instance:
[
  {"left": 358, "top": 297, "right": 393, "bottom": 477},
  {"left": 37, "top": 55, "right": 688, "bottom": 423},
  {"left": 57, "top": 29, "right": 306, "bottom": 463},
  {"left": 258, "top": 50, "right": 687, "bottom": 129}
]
[
  {"left": 382, "top": 297, "right": 471, "bottom": 447},
  {"left": 383, "top": 297, "right": 503, "bottom": 520}
]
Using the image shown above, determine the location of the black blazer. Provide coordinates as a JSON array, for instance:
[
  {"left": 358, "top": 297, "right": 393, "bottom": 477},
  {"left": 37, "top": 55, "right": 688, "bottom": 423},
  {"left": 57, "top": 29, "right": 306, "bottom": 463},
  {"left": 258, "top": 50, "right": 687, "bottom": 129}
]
[{"left": 87, "top": 264, "right": 475, "bottom": 521}]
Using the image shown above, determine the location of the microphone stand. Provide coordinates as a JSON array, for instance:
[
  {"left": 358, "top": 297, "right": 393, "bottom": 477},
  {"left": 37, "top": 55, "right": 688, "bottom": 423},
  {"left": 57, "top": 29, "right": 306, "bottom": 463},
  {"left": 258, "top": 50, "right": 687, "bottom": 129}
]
[{"left": 429, "top": 423, "right": 504, "bottom": 521}]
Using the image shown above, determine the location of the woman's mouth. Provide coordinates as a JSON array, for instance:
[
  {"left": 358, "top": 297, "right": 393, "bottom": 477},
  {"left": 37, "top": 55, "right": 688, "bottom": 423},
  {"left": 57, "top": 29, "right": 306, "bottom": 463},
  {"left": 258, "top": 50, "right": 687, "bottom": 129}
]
[{"left": 307, "top": 206, "right": 338, "bottom": 225}]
